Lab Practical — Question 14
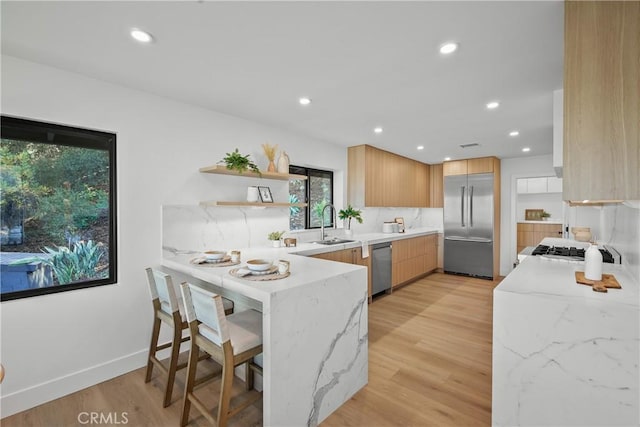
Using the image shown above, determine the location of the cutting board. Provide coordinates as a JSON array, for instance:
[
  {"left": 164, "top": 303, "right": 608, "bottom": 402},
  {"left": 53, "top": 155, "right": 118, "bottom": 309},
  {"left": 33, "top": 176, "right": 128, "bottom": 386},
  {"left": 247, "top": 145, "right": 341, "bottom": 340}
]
[{"left": 575, "top": 271, "right": 621, "bottom": 293}]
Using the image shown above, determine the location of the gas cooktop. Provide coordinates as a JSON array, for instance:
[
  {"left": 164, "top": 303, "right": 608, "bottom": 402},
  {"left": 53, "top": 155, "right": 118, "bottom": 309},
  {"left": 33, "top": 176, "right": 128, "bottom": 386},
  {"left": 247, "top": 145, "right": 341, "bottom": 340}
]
[{"left": 531, "top": 245, "right": 616, "bottom": 263}]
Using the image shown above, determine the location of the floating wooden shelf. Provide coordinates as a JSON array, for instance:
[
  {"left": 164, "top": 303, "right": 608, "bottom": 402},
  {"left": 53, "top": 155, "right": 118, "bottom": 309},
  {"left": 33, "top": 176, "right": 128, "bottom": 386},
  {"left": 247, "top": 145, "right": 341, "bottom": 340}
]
[
  {"left": 199, "top": 201, "right": 308, "bottom": 208},
  {"left": 199, "top": 165, "right": 307, "bottom": 181}
]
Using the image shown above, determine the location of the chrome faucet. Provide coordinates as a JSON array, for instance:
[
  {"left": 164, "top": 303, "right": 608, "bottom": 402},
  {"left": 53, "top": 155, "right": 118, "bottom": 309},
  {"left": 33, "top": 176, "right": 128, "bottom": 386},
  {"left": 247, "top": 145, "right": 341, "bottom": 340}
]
[{"left": 320, "top": 202, "right": 336, "bottom": 241}]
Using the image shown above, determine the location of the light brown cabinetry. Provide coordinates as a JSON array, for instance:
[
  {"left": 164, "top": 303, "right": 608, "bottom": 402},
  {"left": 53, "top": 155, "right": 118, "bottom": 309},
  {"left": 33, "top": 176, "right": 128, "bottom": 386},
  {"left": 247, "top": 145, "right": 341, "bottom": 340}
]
[
  {"left": 516, "top": 223, "right": 563, "bottom": 253},
  {"left": 392, "top": 234, "right": 437, "bottom": 288},
  {"left": 311, "top": 247, "right": 372, "bottom": 301},
  {"left": 348, "top": 144, "right": 430, "bottom": 207},
  {"left": 429, "top": 163, "right": 444, "bottom": 208},
  {"left": 443, "top": 157, "right": 498, "bottom": 176},
  {"left": 563, "top": 1, "right": 639, "bottom": 202}
]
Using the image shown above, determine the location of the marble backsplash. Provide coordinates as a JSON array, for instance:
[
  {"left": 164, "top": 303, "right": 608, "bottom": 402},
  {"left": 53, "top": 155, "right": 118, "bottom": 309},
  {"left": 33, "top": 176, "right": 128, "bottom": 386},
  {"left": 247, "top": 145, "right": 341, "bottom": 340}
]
[
  {"left": 604, "top": 202, "right": 640, "bottom": 280},
  {"left": 162, "top": 205, "right": 444, "bottom": 253}
]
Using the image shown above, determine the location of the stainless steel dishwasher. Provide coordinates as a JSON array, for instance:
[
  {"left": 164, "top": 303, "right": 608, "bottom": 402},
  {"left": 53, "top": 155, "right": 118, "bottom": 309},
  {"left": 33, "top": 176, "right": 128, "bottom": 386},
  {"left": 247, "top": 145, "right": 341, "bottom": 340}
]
[{"left": 371, "top": 242, "right": 392, "bottom": 296}]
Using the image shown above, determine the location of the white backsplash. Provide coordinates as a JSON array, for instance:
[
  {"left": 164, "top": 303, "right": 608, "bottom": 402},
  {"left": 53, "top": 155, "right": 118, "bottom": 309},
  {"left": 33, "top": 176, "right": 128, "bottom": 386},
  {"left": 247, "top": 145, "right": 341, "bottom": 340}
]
[
  {"left": 162, "top": 205, "right": 444, "bottom": 252},
  {"left": 602, "top": 202, "right": 640, "bottom": 280}
]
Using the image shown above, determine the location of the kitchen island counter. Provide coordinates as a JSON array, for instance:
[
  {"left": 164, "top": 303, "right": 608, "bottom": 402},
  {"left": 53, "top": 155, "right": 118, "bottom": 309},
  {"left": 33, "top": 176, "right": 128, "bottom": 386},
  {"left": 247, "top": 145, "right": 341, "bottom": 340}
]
[
  {"left": 492, "top": 252, "right": 639, "bottom": 426},
  {"left": 162, "top": 251, "right": 367, "bottom": 426}
]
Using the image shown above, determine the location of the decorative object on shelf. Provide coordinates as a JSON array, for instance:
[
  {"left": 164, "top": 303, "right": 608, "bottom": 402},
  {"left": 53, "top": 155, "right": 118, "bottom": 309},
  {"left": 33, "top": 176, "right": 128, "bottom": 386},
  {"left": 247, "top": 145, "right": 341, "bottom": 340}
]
[
  {"left": 540, "top": 211, "right": 551, "bottom": 221},
  {"left": 571, "top": 226, "right": 592, "bottom": 242},
  {"left": 262, "top": 142, "right": 278, "bottom": 172},
  {"left": 258, "top": 186, "right": 273, "bottom": 203},
  {"left": 525, "top": 209, "right": 544, "bottom": 221},
  {"left": 338, "top": 205, "right": 363, "bottom": 237},
  {"left": 247, "top": 186, "right": 260, "bottom": 202},
  {"left": 220, "top": 148, "right": 261, "bottom": 176},
  {"left": 277, "top": 151, "right": 290, "bottom": 174},
  {"left": 283, "top": 237, "right": 297, "bottom": 247},
  {"left": 268, "top": 230, "right": 286, "bottom": 247}
]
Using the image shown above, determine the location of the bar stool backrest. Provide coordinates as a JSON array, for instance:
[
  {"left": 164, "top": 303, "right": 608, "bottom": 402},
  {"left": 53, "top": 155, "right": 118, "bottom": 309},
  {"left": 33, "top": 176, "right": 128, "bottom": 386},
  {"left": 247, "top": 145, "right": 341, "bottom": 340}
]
[
  {"left": 180, "top": 283, "right": 230, "bottom": 345},
  {"left": 145, "top": 268, "right": 180, "bottom": 316}
]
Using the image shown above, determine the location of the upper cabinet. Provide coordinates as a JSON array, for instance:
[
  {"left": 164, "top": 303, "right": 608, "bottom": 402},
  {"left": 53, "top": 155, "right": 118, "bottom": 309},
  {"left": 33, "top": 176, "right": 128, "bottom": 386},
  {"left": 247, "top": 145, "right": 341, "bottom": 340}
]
[
  {"left": 429, "top": 163, "right": 444, "bottom": 208},
  {"left": 348, "top": 145, "right": 430, "bottom": 207},
  {"left": 517, "top": 177, "right": 563, "bottom": 194},
  {"left": 563, "top": 1, "right": 639, "bottom": 202},
  {"left": 443, "top": 157, "right": 499, "bottom": 176}
]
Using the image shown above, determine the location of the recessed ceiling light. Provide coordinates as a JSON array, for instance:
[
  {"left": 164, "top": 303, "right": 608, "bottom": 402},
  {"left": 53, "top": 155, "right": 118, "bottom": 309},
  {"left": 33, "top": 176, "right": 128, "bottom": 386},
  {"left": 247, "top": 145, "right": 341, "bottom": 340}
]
[
  {"left": 522, "top": 147, "right": 531, "bottom": 152},
  {"left": 439, "top": 42, "right": 458, "bottom": 55},
  {"left": 417, "top": 145, "right": 424, "bottom": 150},
  {"left": 130, "top": 28, "right": 153, "bottom": 43},
  {"left": 374, "top": 127, "right": 383, "bottom": 134},
  {"left": 444, "top": 157, "right": 451, "bottom": 161},
  {"left": 486, "top": 101, "right": 500, "bottom": 110},
  {"left": 299, "top": 97, "right": 311, "bottom": 106},
  {"left": 509, "top": 130, "right": 520, "bottom": 137}
]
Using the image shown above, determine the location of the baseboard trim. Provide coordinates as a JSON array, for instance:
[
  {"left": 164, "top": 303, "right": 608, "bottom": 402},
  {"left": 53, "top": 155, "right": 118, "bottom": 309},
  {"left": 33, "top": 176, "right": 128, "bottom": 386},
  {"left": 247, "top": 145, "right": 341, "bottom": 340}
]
[{"left": 0, "top": 349, "right": 148, "bottom": 419}]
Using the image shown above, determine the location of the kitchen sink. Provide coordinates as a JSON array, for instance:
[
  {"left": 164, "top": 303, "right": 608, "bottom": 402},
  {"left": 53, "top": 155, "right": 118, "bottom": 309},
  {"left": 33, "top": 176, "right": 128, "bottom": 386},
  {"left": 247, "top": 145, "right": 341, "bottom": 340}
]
[{"left": 313, "top": 238, "right": 356, "bottom": 245}]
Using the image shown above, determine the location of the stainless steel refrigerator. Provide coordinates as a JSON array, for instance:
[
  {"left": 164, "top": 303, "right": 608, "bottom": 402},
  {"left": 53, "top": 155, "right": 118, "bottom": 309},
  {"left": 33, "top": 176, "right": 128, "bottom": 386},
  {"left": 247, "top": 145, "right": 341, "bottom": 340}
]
[{"left": 444, "top": 173, "right": 494, "bottom": 279}]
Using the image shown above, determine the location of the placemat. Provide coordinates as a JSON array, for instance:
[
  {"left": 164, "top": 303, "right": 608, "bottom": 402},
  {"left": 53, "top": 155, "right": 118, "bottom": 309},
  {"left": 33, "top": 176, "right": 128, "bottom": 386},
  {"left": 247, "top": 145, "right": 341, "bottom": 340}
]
[
  {"left": 229, "top": 268, "right": 290, "bottom": 281},
  {"left": 190, "top": 256, "right": 240, "bottom": 268}
]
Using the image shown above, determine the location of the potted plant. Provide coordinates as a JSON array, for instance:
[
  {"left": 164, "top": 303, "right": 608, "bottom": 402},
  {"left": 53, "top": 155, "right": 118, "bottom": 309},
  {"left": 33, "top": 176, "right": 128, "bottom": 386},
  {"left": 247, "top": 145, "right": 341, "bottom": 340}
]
[
  {"left": 338, "top": 205, "right": 363, "bottom": 237},
  {"left": 220, "top": 148, "right": 261, "bottom": 176},
  {"left": 268, "top": 230, "right": 286, "bottom": 247},
  {"left": 541, "top": 211, "right": 551, "bottom": 221}
]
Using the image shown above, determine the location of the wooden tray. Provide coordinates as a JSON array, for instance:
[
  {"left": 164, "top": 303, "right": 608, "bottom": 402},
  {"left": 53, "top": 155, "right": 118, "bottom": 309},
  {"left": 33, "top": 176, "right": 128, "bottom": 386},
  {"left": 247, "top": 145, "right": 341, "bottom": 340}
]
[
  {"left": 229, "top": 268, "right": 290, "bottom": 281},
  {"left": 575, "top": 271, "right": 621, "bottom": 293}
]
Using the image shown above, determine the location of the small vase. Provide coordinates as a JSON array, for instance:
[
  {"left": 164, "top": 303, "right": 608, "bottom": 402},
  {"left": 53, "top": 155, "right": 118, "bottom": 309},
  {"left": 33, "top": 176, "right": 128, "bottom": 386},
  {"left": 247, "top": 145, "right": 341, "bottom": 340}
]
[
  {"left": 247, "top": 186, "right": 259, "bottom": 202},
  {"left": 267, "top": 160, "right": 276, "bottom": 172},
  {"left": 344, "top": 229, "right": 353, "bottom": 237},
  {"left": 277, "top": 151, "right": 290, "bottom": 174},
  {"left": 271, "top": 240, "right": 281, "bottom": 248}
]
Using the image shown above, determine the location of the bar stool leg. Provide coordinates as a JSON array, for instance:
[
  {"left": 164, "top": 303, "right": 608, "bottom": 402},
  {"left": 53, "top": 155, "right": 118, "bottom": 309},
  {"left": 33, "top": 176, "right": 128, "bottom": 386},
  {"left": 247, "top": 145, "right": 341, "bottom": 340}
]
[
  {"left": 181, "top": 340, "right": 200, "bottom": 427},
  {"left": 163, "top": 316, "right": 183, "bottom": 407},
  {"left": 217, "top": 345, "right": 235, "bottom": 427},
  {"left": 145, "top": 315, "right": 162, "bottom": 383},
  {"left": 245, "top": 361, "right": 254, "bottom": 392}
]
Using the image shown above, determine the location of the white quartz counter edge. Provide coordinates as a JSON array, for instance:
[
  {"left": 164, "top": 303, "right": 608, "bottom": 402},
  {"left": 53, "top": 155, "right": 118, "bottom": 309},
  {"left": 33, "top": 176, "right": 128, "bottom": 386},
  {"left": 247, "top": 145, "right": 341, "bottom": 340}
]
[{"left": 517, "top": 220, "right": 563, "bottom": 224}]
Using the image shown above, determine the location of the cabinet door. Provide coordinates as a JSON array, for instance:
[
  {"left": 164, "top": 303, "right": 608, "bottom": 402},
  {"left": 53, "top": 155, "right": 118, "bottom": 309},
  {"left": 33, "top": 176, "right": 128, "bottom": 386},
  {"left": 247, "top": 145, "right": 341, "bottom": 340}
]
[
  {"left": 353, "top": 247, "right": 372, "bottom": 301},
  {"left": 467, "top": 157, "right": 495, "bottom": 174},
  {"left": 425, "top": 234, "right": 437, "bottom": 272},
  {"left": 429, "top": 163, "right": 443, "bottom": 208},
  {"left": 312, "top": 249, "right": 353, "bottom": 263},
  {"left": 526, "top": 177, "right": 548, "bottom": 193},
  {"left": 546, "top": 177, "right": 563, "bottom": 193},
  {"left": 516, "top": 178, "right": 528, "bottom": 194},
  {"left": 564, "top": 1, "right": 639, "bottom": 201},
  {"left": 443, "top": 160, "right": 467, "bottom": 176}
]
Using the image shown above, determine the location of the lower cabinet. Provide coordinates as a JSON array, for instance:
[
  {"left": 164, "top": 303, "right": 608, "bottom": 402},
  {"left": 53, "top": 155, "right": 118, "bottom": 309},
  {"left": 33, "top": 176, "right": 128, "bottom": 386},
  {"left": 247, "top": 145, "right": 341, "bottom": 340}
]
[
  {"left": 312, "top": 247, "right": 372, "bottom": 301},
  {"left": 517, "top": 222, "right": 563, "bottom": 253},
  {"left": 392, "top": 234, "right": 437, "bottom": 288}
]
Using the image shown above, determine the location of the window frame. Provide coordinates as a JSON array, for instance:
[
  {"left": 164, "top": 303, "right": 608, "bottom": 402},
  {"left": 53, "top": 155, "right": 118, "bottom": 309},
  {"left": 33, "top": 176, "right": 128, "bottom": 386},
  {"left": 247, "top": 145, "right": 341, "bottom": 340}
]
[
  {"left": 289, "top": 165, "right": 334, "bottom": 230},
  {"left": 1, "top": 116, "right": 117, "bottom": 301}
]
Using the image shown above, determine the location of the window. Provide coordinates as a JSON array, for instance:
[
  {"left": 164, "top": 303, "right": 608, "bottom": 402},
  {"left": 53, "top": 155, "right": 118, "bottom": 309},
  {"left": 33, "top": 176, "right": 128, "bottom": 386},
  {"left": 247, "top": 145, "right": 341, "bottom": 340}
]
[
  {"left": 289, "top": 166, "right": 333, "bottom": 230},
  {"left": 1, "top": 116, "right": 117, "bottom": 301}
]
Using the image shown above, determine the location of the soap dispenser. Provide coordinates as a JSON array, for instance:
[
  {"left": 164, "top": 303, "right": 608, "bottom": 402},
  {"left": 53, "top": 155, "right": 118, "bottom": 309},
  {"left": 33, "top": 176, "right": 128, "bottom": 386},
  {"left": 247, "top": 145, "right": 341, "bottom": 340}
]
[{"left": 585, "top": 243, "right": 603, "bottom": 281}]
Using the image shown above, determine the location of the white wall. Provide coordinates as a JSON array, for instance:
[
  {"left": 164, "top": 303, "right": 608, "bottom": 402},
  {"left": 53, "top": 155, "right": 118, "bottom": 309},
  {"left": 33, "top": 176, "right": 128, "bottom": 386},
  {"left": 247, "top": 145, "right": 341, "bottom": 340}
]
[
  {"left": 500, "top": 155, "right": 557, "bottom": 275},
  {"left": 0, "top": 55, "right": 348, "bottom": 416},
  {"left": 516, "top": 192, "right": 563, "bottom": 221}
]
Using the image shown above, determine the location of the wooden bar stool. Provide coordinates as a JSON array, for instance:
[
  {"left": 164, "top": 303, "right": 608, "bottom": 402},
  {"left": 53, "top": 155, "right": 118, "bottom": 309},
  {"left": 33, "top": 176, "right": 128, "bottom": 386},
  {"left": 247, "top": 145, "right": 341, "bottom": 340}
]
[
  {"left": 144, "top": 268, "right": 233, "bottom": 407},
  {"left": 179, "top": 282, "right": 263, "bottom": 427}
]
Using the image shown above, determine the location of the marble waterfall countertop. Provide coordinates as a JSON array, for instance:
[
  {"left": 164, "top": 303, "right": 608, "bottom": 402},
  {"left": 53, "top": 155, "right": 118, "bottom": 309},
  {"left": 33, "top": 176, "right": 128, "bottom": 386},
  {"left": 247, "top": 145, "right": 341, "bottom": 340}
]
[{"left": 492, "top": 238, "right": 639, "bottom": 426}]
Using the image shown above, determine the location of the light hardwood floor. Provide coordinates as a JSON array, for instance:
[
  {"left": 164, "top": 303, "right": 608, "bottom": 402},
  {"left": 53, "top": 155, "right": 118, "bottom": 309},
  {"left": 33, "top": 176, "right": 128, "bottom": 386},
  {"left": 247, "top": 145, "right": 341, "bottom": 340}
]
[{"left": 2, "top": 273, "right": 499, "bottom": 426}]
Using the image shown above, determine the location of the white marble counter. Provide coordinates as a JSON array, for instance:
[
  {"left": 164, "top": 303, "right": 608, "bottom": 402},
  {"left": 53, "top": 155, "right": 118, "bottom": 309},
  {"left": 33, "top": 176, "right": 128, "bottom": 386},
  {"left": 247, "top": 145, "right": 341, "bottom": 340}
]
[
  {"left": 163, "top": 250, "right": 368, "bottom": 426},
  {"left": 492, "top": 251, "right": 639, "bottom": 425}
]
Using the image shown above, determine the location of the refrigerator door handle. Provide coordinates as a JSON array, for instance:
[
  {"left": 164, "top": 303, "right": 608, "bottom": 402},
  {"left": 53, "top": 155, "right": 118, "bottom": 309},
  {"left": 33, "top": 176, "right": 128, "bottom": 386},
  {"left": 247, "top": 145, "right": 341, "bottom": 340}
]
[
  {"left": 470, "top": 185, "right": 474, "bottom": 228},
  {"left": 460, "top": 186, "right": 465, "bottom": 227},
  {"left": 445, "top": 236, "right": 493, "bottom": 243}
]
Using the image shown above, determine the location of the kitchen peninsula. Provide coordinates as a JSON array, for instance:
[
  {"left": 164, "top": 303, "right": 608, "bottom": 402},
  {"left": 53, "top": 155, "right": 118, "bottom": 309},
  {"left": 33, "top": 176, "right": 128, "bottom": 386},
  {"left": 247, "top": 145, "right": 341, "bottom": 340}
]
[
  {"left": 492, "top": 239, "right": 639, "bottom": 426},
  {"left": 162, "top": 247, "right": 368, "bottom": 426}
]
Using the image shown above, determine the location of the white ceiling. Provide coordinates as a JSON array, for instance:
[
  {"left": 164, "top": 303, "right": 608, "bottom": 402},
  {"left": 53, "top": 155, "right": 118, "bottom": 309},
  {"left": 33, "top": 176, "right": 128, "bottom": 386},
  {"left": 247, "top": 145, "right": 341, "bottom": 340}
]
[{"left": 1, "top": 1, "right": 564, "bottom": 164}]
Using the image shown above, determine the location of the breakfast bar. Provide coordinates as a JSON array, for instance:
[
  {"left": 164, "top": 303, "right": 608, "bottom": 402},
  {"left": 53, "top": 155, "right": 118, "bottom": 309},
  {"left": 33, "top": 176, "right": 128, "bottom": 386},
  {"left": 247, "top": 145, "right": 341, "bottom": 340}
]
[{"left": 162, "top": 249, "right": 368, "bottom": 426}]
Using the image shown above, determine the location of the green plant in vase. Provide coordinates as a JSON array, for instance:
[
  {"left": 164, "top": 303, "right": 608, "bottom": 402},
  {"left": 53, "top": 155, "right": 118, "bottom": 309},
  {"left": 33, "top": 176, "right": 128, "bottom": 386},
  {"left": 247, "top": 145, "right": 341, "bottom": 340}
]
[
  {"left": 220, "top": 148, "right": 261, "bottom": 176},
  {"left": 268, "top": 230, "right": 286, "bottom": 247},
  {"left": 338, "top": 205, "right": 363, "bottom": 236}
]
